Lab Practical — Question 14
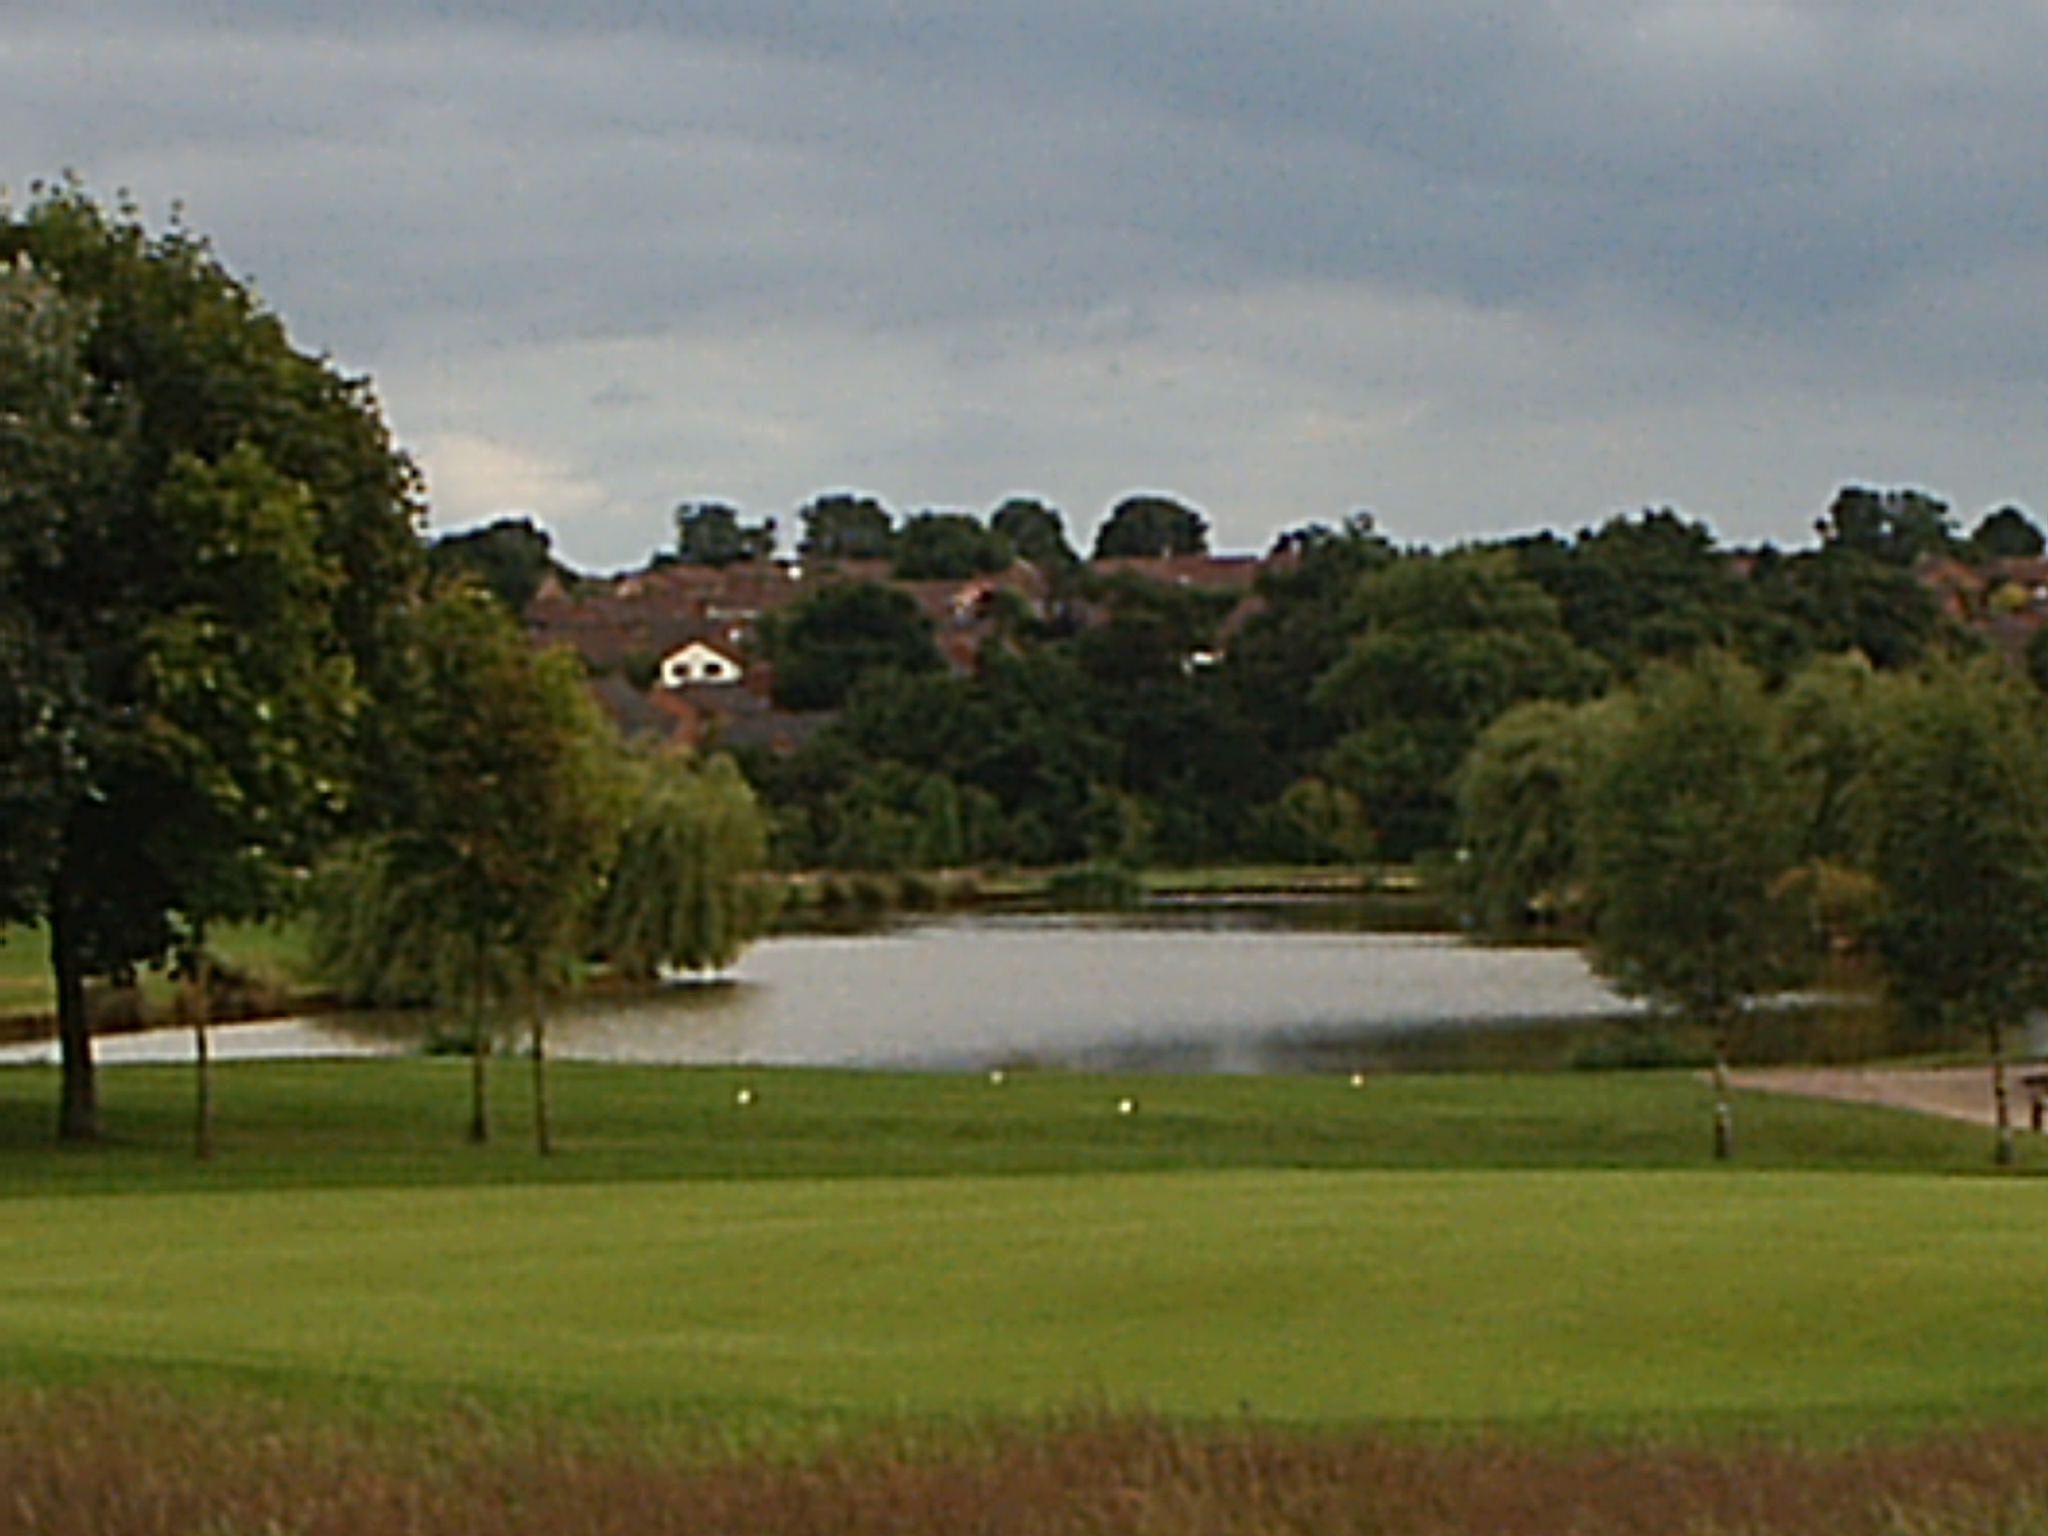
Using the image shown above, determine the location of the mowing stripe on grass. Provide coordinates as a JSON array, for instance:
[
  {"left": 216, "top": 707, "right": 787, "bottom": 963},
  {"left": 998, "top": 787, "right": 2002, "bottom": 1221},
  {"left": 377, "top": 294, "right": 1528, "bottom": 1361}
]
[{"left": 2, "top": 1168, "right": 2045, "bottom": 1428}]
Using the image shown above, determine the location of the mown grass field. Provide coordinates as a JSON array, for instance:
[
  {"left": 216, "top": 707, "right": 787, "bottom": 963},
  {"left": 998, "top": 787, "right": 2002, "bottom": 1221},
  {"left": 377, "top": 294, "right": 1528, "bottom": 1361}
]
[
  {"left": 0, "top": 1059, "right": 2043, "bottom": 1437},
  {"left": 5, "top": 1166, "right": 2048, "bottom": 1432}
]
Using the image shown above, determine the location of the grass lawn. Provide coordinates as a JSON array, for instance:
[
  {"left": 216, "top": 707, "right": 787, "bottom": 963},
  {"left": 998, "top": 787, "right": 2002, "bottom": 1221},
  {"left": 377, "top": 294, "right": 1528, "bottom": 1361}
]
[
  {"left": 0, "top": 925, "right": 52, "bottom": 1019},
  {"left": 0, "top": 922, "right": 311, "bottom": 1024},
  {"left": 0, "top": 1058, "right": 2034, "bottom": 1193},
  {"left": 0, "top": 1060, "right": 2044, "bottom": 1435}
]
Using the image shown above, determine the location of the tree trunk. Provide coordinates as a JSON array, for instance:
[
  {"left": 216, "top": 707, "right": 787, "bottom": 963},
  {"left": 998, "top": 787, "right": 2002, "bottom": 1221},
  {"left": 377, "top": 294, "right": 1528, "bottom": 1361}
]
[
  {"left": 49, "top": 871, "right": 97, "bottom": 1144},
  {"left": 1711, "top": 1029, "right": 1734, "bottom": 1163},
  {"left": 192, "top": 950, "right": 214, "bottom": 1162},
  {"left": 468, "top": 1019, "right": 491, "bottom": 1145},
  {"left": 530, "top": 998, "right": 553, "bottom": 1157},
  {"left": 1990, "top": 1020, "right": 2013, "bottom": 1168}
]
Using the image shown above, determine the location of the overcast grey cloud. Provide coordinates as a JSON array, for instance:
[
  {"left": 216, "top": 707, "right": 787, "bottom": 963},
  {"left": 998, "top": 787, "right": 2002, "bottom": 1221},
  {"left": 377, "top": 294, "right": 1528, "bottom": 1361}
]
[{"left": 6, "top": 1, "right": 2046, "bottom": 567}]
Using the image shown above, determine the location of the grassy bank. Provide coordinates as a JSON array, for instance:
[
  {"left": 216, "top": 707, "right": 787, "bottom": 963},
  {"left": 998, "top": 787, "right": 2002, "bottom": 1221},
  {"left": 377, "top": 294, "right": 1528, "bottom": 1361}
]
[{"left": 0, "top": 922, "right": 313, "bottom": 1036}]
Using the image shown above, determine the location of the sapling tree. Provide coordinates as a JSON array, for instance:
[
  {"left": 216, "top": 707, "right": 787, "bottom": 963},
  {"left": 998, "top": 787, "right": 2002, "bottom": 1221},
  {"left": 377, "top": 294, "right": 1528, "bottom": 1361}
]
[
  {"left": 315, "top": 584, "right": 623, "bottom": 1151},
  {"left": 1854, "top": 657, "right": 2048, "bottom": 1165},
  {"left": 1576, "top": 652, "right": 1818, "bottom": 1159}
]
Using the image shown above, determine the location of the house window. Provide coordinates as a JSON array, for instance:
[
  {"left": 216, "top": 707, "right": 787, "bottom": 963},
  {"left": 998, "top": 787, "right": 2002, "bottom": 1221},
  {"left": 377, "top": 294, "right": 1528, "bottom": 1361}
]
[{"left": 659, "top": 643, "right": 744, "bottom": 689}]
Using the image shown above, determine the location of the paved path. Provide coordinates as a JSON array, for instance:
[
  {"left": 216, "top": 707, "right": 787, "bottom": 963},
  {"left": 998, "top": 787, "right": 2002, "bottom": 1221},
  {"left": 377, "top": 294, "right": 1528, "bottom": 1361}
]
[{"left": 1728, "top": 1065, "right": 2025, "bottom": 1127}]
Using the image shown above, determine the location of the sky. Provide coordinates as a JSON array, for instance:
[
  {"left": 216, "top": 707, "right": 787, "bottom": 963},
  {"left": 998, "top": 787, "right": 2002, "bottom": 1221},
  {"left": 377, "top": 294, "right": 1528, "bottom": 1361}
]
[{"left": 6, "top": 2, "right": 2046, "bottom": 571}]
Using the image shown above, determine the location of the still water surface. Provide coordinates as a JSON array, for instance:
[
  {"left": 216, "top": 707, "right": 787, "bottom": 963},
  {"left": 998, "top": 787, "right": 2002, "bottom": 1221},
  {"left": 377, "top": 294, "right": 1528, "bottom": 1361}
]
[{"left": 2, "top": 911, "right": 1634, "bottom": 1072}]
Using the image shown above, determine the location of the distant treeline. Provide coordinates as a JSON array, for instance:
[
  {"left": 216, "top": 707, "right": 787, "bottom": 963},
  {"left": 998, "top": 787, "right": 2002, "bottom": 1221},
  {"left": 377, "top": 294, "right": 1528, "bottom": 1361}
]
[{"left": 437, "top": 484, "right": 2048, "bottom": 877}]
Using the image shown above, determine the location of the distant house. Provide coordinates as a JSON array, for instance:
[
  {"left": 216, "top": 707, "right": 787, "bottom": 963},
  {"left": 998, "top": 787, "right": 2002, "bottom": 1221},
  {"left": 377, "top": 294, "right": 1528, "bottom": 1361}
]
[{"left": 658, "top": 639, "right": 745, "bottom": 689}]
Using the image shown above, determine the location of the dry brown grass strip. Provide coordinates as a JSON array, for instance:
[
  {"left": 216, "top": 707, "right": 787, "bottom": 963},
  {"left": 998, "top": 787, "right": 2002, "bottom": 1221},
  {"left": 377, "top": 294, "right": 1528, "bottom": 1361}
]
[{"left": 2, "top": 1389, "right": 2047, "bottom": 1535}]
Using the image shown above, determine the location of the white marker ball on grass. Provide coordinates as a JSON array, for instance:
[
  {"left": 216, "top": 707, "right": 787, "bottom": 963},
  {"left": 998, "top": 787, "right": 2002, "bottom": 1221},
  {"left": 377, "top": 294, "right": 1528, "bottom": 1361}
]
[
  {"left": 735, "top": 1088, "right": 754, "bottom": 1106},
  {"left": 1118, "top": 1097, "right": 1137, "bottom": 1115}
]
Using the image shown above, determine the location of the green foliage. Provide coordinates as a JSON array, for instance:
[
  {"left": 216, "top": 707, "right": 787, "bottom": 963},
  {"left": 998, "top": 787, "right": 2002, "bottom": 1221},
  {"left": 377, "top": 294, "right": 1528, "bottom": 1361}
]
[
  {"left": 891, "top": 510, "right": 1011, "bottom": 579},
  {"left": 1818, "top": 485, "right": 1962, "bottom": 566},
  {"left": 379, "top": 586, "right": 623, "bottom": 987},
  {"left": 427, "top": 517, "right": 558, "bottom": 612},
  {"left": 1316, "top": 550, "right": 1607, "bottom": 857},
  {"left": 1454, "top": 698, "right": 1615, "bottom": 937},
  {"left": 1577, "top": 653, "right": 1817, "bottom": 1028},
  {"left": 1223, "top": 515, "right": 1395, "bottom": 771},
  {"left": 1090, "top": 493, "right": 1209, "bottom": 559},
  {"left": 672, "top": 501, "right": 776, "bottom": 567},
  {"left": 764, "top": 581, "right": 945, "bottom": 711},
  {"left": 1855, "top": 658, "right": 2048, "bottom": 1045},
  {"left": 1269, "top": 776, "right": 1376, "bottom": 867},
  {"left": 305, "top": 841, "right": 447, "bottom": 1009},
  {"left": 0, "top": 186, "right": 425, "bottom": 1138},
  {"left": 1775, "top": 650, "right": 1882, "bottom": 864},
  {"left": 1044, "top": 859, "right": 1144, "bottom": 910},
  {"left": 1515, "top": 510, "right": 1805, "bottom": 678},
  {"left": 988, "top": 496, "right": 1078, "bottom": 571},
  {"left": 1968, "top": 504, "right": 2046, "bottom": 560},
  {"left": 315, "top": 583, "right": 625, "bottom": 1141},
  {"left": 595, "top": 753, "right": 777, "bottom": 977},
  {"left": 1754, "top": 544, "right": 1953, "bottom": 670},
  {"left": 723, "top": 485, "right": 2015, "bottom": 877},
  {"left": 796, "top": 491, "right": 895, "bottom": 562},
  {"left": 0, "top": 262, "right": 90, "bottom": 923},
  {"left": 2028, "top": 625, "right": 2048, "bottom": 695}
]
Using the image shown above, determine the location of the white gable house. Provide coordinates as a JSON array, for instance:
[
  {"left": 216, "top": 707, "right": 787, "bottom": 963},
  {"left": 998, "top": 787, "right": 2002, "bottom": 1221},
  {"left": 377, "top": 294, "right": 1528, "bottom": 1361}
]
[{"left": 658, "top": 640, "right": 745, "bottom": 689}]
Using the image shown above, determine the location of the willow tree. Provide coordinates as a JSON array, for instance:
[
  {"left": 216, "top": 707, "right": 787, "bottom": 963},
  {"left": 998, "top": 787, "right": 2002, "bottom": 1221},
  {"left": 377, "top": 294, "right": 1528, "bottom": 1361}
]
[
  {"left": 1453, "top": 696, "right": 1618, "bottom": 938},
  {"left": 1576, "top": 653, "right": 1818, "bottom": 1159},
  {"left": 595, "top": 752, "right": 777, "bottom": 982},
  {"left": 1855, "top": 657, "right": 2048, "bottom": 1165}
]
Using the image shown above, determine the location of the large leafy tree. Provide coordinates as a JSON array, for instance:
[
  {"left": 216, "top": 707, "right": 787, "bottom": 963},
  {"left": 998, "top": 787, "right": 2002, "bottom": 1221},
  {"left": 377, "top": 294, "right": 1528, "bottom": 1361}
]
[
  {"left": 1090, "top": 493, "right": 1209, "bottom": 559},
  {"left": 989, "top": 496, "right": 1079, "bottom": 572},
  {"left": 1576, "top": 653, "right": 1817, "bottom": 1159},
  {"left": 673, "top": 501, "right": 775, "bottom": 567},
  {"left": 1816, "top": 485, "right": 1961, "bottom": 567},
  {"left": 764, "top": 580, "right": 945, "bottom": 711},
  {"left": 1855, "top": 658, "right": 2048, "bottom": 1164},
  {"left": 429, "top": 516, "right": 559, "bottom": 612},
  {"left": 1314, "top": 550, "right": 1607, "bottom": 858},
  {"left": 0, "top": 260, "right": 91, "bottom": 927},
  {"left": 1751, "top": 543, "right": 1953, "bottom": 671},
  {"left": 1514, "top": 511, "right": 1804, "bottom": 678},
  {"left": 891, "top": 510, "right": 1011, "bottom": 580},
  {"left": 796, "top": 492, "right": 895, "bottom": 562},
  {"left": 1224, "top": 514, "right": 1395, "bottom": 770},
  {"left": 0, "top": 187, "right": 425, "bottom": 1141},
  {"left": 1968, "top": 505, "right": 2046, "bottom": 561}
]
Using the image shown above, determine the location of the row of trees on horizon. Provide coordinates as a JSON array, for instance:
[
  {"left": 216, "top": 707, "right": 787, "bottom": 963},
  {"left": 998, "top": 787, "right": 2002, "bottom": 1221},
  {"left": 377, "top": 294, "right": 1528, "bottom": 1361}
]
[{"left": 438, "top": 479, "right": 2048, "bottom": 601}]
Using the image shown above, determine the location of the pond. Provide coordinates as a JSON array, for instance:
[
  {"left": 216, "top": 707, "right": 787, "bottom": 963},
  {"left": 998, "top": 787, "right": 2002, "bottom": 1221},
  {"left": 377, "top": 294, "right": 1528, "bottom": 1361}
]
[{"left": 0, "top": 907, "right": 1636, "bottom": 1073}]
